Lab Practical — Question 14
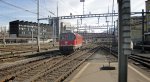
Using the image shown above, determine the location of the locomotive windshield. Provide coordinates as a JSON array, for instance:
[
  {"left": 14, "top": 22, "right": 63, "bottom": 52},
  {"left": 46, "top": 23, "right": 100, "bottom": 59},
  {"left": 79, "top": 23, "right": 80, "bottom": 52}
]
[{"left": 60, "top": 33, "right": 75, "bottom": 40}]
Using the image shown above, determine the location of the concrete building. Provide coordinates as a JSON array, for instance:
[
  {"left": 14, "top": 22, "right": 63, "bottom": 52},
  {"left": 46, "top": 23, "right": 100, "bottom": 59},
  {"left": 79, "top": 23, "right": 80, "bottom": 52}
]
[
  {"left": 115, "top": 16, "right": 145, "bottom": 45},
  {"left": 145, "top": 0, "right": 150, "bottom": 43},
  {"left": 53, "top": 17, "right": 59, "bottom": 40},
  {"left": 60, "top": 22, "right": 72, "bottom": 33},
  {"left": 9, "top": 20, "right": 52, "bottom": 39},
  {"left": 146, "top": 0, "right": 150, "bottom": 31},
  {"left": 130, "top": 16, "right": 143, "bottom": 44}
]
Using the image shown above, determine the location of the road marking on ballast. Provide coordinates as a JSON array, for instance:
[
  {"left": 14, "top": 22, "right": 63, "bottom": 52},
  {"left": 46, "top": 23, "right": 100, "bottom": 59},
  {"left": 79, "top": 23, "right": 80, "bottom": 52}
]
[
  {"left": 129, "top": 65, "right": 150, "bottom": 81},
  {"left": 70, "top": 63, "right": 90, "bottom": 82}
]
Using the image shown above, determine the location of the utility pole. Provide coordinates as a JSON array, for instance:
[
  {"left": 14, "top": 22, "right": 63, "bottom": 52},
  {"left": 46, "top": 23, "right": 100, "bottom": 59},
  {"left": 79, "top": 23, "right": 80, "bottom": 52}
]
[
  {"left": 106, "top": 16, "right": 109, "bottom": 36},
  {"left": 106, "top": 16, "right": 111, "bottom": 66},
  {"left": 57, "top": 0, "right": 58, "bottom": 17},
  {"left": 118, "top": 0, "right": 131, "bottom": 82},
  {"left": 3, "top": 27, "right": 6, "bottom": 47},
  {"left": 77, "top": 19, "right": 79, "bottom": 33},
  {"left": 52, "top": 18, "right": 55, "bottom": 47},
  {"left": 142, "top": 9, "right": 145, "bottom": 52},
  {"left": 112, "top": 0, "right": 114, "bottom": 27},
  {"left": 83, "top": 1, "right": 84, "bottom": 15},
  {"left": 80, "top": 18, "right": 82, "bottom": 25},
  {"left": 98, "top": 17, "right": 100, "bottom": 26},
  {"left": 106, "top": 16, "right": 109, "bottom": 49},
  {"left": 56, "top": 1, "right": 59, "bottom": 43},
  {"left": 111, "top": 0, "right": 114, "bottom": 50},
  {"left": 31, "top": 26, "right": 33, "bottom": 48},
  {"left": 113, "top": 21, "right": 116, "bottom": 47},
  {"left": 80, "top": 0, "right": 85, "bottom": 15},
  {"left": 48, "top": 16, "right": 54, "bottom": 47},
  {"left": 37, "top": 0, "right": 40, "bottom": 52}
]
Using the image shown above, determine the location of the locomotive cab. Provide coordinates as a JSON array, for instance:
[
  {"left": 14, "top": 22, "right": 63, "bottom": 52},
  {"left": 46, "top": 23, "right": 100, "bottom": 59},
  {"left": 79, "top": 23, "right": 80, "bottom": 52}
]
[{"left": 59, "top": 32, "right": 83, "bottom": 54}]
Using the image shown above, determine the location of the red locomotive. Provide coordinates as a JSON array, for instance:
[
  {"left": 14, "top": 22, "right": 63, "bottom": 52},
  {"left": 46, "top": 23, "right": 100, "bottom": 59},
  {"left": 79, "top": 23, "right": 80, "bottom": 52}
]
[{"left": 59, "top": 32, "right": 83, "bottom": 54}]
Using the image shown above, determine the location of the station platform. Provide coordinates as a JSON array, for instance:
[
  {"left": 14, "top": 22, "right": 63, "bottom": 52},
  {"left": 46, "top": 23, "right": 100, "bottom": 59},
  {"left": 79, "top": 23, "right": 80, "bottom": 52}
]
[{"left": 65, "top": 50, "right": 150, "bottom": 82}]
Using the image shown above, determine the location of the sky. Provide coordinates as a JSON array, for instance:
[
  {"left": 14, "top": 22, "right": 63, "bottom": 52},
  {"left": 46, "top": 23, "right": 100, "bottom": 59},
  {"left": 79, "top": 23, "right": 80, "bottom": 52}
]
[{"left": 0, "top": 0, "right": 147, "bottom": 32}]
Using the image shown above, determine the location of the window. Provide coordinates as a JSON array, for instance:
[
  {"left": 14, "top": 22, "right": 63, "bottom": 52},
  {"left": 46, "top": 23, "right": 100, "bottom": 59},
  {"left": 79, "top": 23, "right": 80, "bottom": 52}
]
[
  {"left": 60, "top": 34, "right": 66, "bottom": 40},
  {"left": 60, "top": 33, "right": 75, "bottom": 40},
  {"left": 68, "top": 33, "right": 75, "bottom": 40}
]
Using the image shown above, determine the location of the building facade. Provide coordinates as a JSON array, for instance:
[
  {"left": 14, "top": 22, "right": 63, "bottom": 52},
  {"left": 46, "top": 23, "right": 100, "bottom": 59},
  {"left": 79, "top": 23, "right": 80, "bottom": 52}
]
[
  {"left": 130, "top": 16, "right": 143, "bottom": 44},
  {"left": 9, "top": 20, "right": 52, "bottom": 39},
  {"left": 60, "top": 22, "right": 72, "bottom": 33},
  {"left": 146, "top": 0, "right": 150, "bottom": 32},
  {"left": 145, "top": 0, "right": 150, "bottom": 42}
]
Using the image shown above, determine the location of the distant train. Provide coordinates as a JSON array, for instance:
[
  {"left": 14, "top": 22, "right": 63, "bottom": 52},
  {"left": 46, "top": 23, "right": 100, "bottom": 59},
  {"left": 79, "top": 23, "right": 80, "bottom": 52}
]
[{"left": 59, "top": 32, "right": 83, "bottom": 54}]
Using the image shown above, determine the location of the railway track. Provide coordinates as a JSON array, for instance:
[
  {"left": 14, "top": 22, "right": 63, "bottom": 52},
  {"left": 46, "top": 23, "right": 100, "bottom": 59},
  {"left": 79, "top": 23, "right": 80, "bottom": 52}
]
[
  {"left": 0, "top": 55, "right": 54, "bottom": 81},
  {"left": 0, "top": 50, "right": 60, "bottom": 82},
  {"left": 0, "top": 44, "right": 99, "bottom": 82},
  {"left": 101, "top": 46, "right": 150, "bottom": 69},
  {"left": 0, "top": 43, "right": 58, "bottom": 55},
  {"left": 129, "top": 54, "right": 150, "bottom": 68},
  {"left": 11, "top": 51, "right": 80, "bottom": 82},
  {"left": 6, "top": 56, "right": 64, "bottom": 82},
  {"left": 0, "top": 55, "right": 24, "bottom": 64},
  {"left": 0, "top": 48, "right": 59, "bottom": 64},
  {"left": 30, "top": 46, "right": 99, "bottom": 82}
]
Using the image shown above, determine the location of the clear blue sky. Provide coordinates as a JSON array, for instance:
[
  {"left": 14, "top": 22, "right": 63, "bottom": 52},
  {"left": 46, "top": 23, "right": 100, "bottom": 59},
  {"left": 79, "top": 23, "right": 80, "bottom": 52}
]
[{"left": 0, "top": 0, "right": 147, "bottom": 32}]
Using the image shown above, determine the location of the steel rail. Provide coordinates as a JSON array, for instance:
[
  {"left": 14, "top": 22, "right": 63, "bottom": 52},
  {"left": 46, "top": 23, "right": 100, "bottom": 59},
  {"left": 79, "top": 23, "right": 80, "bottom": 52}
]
[
  {"left": 101, "top": 46, "right": 150, "bottom": 69},
  {"left": 30, "top": 46, "right": 99, "bottom": 82}
]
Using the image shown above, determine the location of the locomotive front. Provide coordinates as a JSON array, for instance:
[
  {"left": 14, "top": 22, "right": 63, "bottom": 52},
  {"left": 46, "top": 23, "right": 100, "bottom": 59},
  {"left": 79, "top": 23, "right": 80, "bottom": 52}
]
[{"left": 59, "top": 33, "right": 83, "bottom": 54}]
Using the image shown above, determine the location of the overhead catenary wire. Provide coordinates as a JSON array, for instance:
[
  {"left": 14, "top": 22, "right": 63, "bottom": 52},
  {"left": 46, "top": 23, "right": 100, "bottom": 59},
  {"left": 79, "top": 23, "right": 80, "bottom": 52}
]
[
  {"left": 30, "top": 0, "right": 37, "bottom": 6},
  {"left": 31, "top": 0, "right": 37, "bottom": 4},
  {"left": 43, "top": 0, "right": 56, "bottom": 16},
  {"left": 0, "top": 0, "right": 36, "bottom": 14},
  {"left": 0, "top": 2, "right": 33, "bottom": 20},
  {"left": 0, "top": 0, "right": 45, "bottom": 17},
  {"left": 59, "top": 0, "right": 79, "bottom": 15},
  {"left": 31, "top": 0, "right": 56, "bottom": 16},
  {"left": 132, "top": 0, "right": 146, "bottom": 12},
  {"left": 60, "top": 0, "right": 77, "bottom": 14},
  {"left": 0, "top": 6, "right": 16, "bottom": 19},
  {"left": 0, "top": 14, "right": 17, "bottom": 19},
  {"left": 112, "top": 0, "right": 114, "bottom": 26},
  {"left": 57, "top": 0, "right": 71, "bottom": 16}
]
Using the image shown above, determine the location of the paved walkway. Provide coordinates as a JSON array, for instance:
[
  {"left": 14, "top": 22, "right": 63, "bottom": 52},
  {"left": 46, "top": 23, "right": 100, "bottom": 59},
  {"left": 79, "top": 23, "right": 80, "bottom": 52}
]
[{"left": 69, "top": 50, "right": 150, "bottom": 82}]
